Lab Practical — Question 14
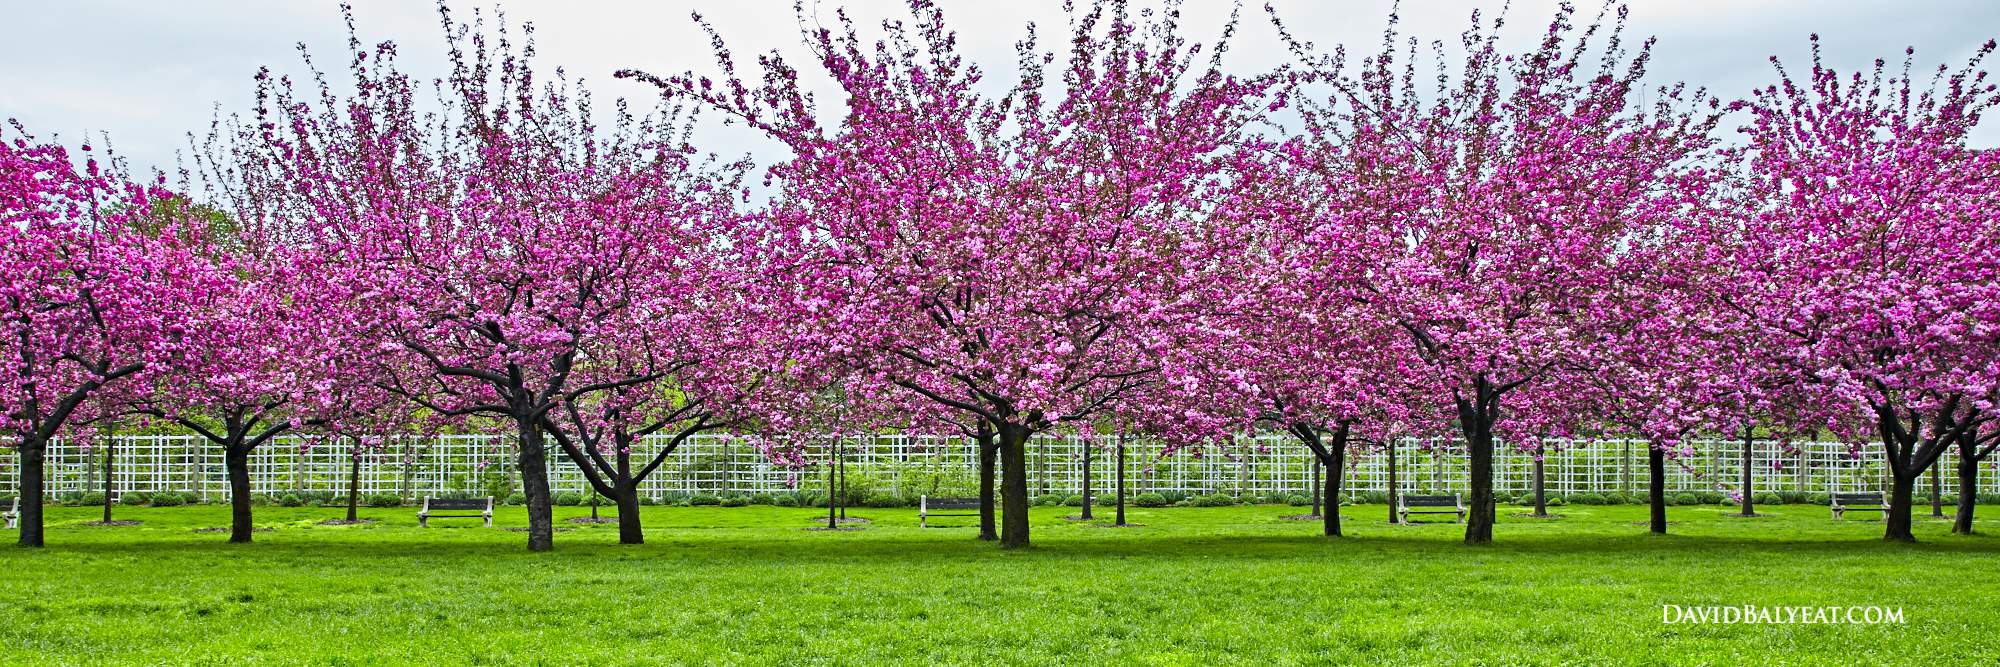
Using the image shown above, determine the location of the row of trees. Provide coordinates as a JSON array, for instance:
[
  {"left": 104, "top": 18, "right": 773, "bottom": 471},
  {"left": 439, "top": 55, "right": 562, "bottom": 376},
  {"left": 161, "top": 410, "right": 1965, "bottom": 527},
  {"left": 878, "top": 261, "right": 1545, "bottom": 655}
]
[{"left": 5, "top": 1, "right": 1997, "bottom": 550}]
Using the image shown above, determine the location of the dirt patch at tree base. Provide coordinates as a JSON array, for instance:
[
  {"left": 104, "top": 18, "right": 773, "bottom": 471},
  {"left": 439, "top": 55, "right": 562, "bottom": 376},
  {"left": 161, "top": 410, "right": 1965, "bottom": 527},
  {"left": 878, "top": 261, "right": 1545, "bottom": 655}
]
[
  {"left": 193, "top": 527, "right": 274, "bottom": 533},
  {"left": 1506, "top": 513, "right": 1566, "bottom": 520},
  {"left": 317, "top": 519, "right": 377, "bottom": 526},
  {"left": 78, "top": 520, "right": 143, "bottom": 527},
  {"left": 804, "top": 526, "right": 866, "bottom": 532},
  {"left": 1280, "top": 514, "right": 1323, "bottom": 521},
  {"left": 567, "top": 517, "right": 618, "bottom": 524}
]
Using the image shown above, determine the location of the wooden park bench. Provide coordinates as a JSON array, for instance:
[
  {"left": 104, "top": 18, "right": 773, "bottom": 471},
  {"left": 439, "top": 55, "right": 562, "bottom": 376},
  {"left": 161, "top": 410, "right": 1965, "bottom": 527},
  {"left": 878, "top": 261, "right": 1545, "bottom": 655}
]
[
  {"left": 1830, "top": 492, "right": 1887, "bottom": 521},
  {"left": 1398, "top": 494, "right": 1466, "bottom": 524},
  {"left": 418, "top": 496, "right": 492, "bottom": 528},
  {"left": 3, "top": 496, "right": 15, "bottom": 530},
  {"left": 919, "top": 496, "right": 979, "bottom": 528}
]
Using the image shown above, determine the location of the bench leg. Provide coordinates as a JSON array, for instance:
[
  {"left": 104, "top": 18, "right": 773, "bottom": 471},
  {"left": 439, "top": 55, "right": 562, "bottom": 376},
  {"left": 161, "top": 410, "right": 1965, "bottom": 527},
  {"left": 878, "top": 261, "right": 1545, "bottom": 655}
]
[
  {"left": 1456, "top": 510, "right": 1465, "bottom": 524},
  {"left": 420, "top": 515, "right": 429, "bottom": 528},
  {"left": 1831, "top": 508, "right": 1841, "bottom": 521},
  {"left": 483, "top": 515, "right": 492, "bottom": 528}
]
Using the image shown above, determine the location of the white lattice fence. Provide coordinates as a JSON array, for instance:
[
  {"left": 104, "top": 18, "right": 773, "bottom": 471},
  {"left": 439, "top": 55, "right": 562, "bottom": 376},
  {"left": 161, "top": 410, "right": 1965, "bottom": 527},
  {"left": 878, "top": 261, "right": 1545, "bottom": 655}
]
[{"left": 3, "top": 433, "right": 1996, "bottom": 501}]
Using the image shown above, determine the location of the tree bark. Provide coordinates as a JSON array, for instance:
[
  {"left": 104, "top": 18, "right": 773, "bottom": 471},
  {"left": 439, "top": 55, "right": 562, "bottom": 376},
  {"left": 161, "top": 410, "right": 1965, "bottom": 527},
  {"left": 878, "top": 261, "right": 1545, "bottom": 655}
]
[
  {"left": 225, "top": 444, "right": 255, "bottom": 543},
  {"left": 998, "top": 422, "right": 1032, "bottom": 548},
  {"left": 516, "top": 420, "right": 555, "bottom": 551},
  {"left": 1386, "top": 436, "right": 1399, "bottom": 525},
  {"left": 1321, "top": 447, "right": 1345, "bottom": 537},
  {"left": 1309, "top": 452, "right": 1321, "bottom": 518},
  {"left": 1885, "top": 471, "right": 1917, "bottom": 542},
  {"left": 1079, "top": 442, "right": 1094, "bottom": 520},
  {"left": 976, "top": 423, "right": 997, "bottom": 540},
  {"left": 1531, "top": 455, "right": 1547, "bottom": 517},
  {"left": 1872, "top": 403, "right": 1972, "bottom": 543},
  {"left": 616, "top": 446, "right": 643, "bottom": 544},
  {"left": 1954, "top": 431, "right": 1982, "bottom": 535},
  {"left": 103, "top": 436, "right": 116, "bottom": 524},
  {"left": 1739, "top": 426, "right": 1756, "bottom": 517},
  {"left": 1114, "top": 436, "right": 1127, "bottom": 527},
  {"left": 1930, "top": 457, "right": 1945, "bottom": 518},
  {"left": 1459, "top": 399, "right": 1497, "bottom": 545},
  {"left": 346, "top": 453, "right": 360, "bottom": 523},
  {"left": 1292, "top": 423, "right": 1348, "bottom": 537},
  {"left": 1648, "top": 445, "right": 1667, "bottom": 535},
  {"left": 16, "top": 432, "right": 46, "bottom": 547}
]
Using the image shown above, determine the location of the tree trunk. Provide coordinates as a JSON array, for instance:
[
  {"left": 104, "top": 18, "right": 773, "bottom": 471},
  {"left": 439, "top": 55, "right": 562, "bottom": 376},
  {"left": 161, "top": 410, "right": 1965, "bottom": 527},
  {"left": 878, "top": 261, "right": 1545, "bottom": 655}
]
[
  {"left": 103, "top": 436, "right": 115, "bottom": 524},
  {"left": 615, "top": 447, "right": 643, "bottom": 545},
  {"left": 225, "top": 444, "right": 255, "bottom": 544},
  {"left": 837, "top": 443, "right": 847, "bottom": 522},
  {"left": 1648, "top": 444, "right": 1667, "bottom": 535},
  {"left": 1531, "top": 455, "right": 1547, "bottom": 517},
  {"left": 1930, "top": 457, "right": 1945, "bottom": 518},
  {"left": 1386, "top": 436, "right": 1399, "bottom": 525},
  {"left": 1322, "top": 450, "right": 1345, "bottom": 537},
  {"left": 1884, "top": 471, "right": 1917, "bottom": 542},
  {"left": 1954, "top": 433, "right": 1978, "bottom": 535},
  {"left": 1739, "top": 426, "right": 1755, "bottom": 517},
  {"left": 977, "top": 425, "right": 997, "bottom": 540},
  {"left": 1460, "top": 409, "right": 1496, "bottom": 544},
  {"left": 826, "top": 446, "right": 838, "bottom": 530},
  {"left": 998, "top": 422, "right": 1032, "bottom": 548},
  {"left": 1114, "top": 436, "right": 1128, "bottom": 527},
  {"left": 16, "top": 432, "right": 46, "bottom": 547},
  {"left": 1309, "top": 452, "right": 1321, "bottom": 518},
  {"left": 516, "top": 420, "right": 555, "bottom": 551},
  {"left": 1079, "top": 443, "right": 1093, "bottom": 520},
  {"left": 346, "top": 453, "right": 360, "bottom": 523}
]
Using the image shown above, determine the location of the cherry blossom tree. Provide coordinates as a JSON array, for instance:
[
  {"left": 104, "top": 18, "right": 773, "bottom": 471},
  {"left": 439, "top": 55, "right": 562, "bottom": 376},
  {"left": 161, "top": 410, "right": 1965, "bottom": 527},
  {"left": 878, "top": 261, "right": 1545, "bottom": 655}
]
[
  {"left": 625, "top": 0, "right": 1277, "bottom": 548},
  {"left": 1, "top": 124, "right": 216, "bottom": 547},
  {"left": 229, "top": 6, "right": 759, "bottom": 551},
  {"left": 128, "top": 254, "right": 339, "bottom": 543},
  {"left": 1169, "top": 202, "right": 1418, "bottom": 536},
  {"left": 1715, "top": 36, "right": 2000, "bottom": 541},
  {"left": 539, "top": 299, "right": 787, "bottom": 544},
  {"left": 1277, "top": 4, "right": 1720, "bottom": 543}
]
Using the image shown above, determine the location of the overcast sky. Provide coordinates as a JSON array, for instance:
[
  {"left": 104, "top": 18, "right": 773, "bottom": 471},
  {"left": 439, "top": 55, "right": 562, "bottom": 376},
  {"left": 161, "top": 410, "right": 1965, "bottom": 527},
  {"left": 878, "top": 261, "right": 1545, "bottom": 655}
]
[{"left": 4, "top": 0, "right": 1998, "bottom": 177}]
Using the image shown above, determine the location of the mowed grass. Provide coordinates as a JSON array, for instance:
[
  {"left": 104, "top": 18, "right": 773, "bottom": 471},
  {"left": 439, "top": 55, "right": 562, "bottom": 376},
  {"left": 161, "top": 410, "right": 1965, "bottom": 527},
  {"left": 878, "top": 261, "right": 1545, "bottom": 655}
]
[{"left": 1, "top": 502, "right": 1997, "bottom": 666}]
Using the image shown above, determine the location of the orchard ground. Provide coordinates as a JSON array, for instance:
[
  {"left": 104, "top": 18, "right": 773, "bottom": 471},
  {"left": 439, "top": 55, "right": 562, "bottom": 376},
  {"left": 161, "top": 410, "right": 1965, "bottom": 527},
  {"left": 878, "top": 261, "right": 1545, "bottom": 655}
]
[{"left": 3, "top": 504, "right": 1997, "bottom": 665}]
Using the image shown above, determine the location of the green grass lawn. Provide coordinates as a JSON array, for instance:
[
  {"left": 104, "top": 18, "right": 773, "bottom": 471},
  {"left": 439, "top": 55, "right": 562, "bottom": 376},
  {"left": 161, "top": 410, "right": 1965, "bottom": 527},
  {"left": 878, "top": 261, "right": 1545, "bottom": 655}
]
[{"left": 2, "top": 502, "right": 1996, "bottom": 665}]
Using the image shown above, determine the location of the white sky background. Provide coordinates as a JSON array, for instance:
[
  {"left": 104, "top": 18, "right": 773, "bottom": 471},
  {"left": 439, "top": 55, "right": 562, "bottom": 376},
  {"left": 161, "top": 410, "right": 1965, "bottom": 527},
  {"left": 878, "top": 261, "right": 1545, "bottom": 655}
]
[{"left": 4, "top": 0, "right": 1998, "bottom": 179}]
